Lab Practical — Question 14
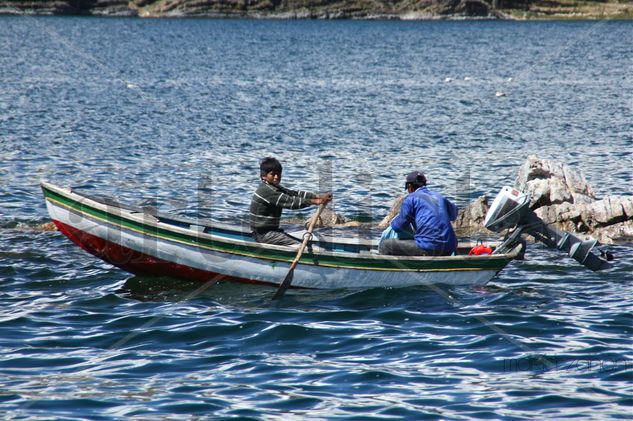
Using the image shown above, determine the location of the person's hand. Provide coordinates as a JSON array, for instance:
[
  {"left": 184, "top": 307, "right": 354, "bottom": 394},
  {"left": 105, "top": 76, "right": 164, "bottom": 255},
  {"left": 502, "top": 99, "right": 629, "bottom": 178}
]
[
  {"left": 321, "top": 192, "right": 333, "bottom": 203},
  {"left": 313, "top": 192, "right": 333, "bottom": 205}
]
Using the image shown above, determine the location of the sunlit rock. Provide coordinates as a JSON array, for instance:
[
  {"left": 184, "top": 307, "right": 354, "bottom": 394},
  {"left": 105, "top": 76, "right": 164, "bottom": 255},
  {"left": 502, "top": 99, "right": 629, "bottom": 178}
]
[
  {"left": 377, "top": 195, "right": 405, "bottom": 229},
  {"left": 514, "top": 156, "right": 632, "bottom": 243},
  {"left": 593, "top": 220, "right": 633, "bottom": 244},
  {"left": 40, "top": 221, "right": 58, "bottom": 231},
  {"left": 515, "top": 155, "right": 596, "bottom": 207},
  {"left": 454, "top": 195, "right": 489, "bottom": 236},
  {"left": 622, "top": 197, "right": 633, "bottom": 219},
  {"left": 314, "top": 207, "right": 347, "bottom": 228}
]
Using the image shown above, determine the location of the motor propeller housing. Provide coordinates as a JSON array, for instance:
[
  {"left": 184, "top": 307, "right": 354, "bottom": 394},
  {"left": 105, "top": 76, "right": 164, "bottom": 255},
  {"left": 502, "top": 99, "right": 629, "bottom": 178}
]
[{"left": 485, "top": 186, "right": 612, "bottom": 271}]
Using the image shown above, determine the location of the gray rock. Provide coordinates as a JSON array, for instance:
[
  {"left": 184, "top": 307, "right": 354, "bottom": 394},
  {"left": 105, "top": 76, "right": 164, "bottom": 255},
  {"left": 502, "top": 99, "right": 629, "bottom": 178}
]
[
  {"left": 592, "top": 197, "right": 615, "bottom": 225},
  {"left": 549, "top": 177, "right": 572, "bottom": 204},
  {"left": 534, "top": 205, "right": 557, "bottom": 225},
  {"left": 622, "top": 197, "right": 633, "bottom": 219},
  {"left": 2, "top": 0, "right": 496, "bottom": 18},
  {"left": 563, "top": 165, "right": 595, "bottom": 204},
  {"left": 314, "top": 207, "right": 347, "bottom": 228},
  {"left": 589, "top": 196, "right": 628, "bottom": 227},
  {"left": 593, "top": 220, "right": 633, "bottom": 244},
  {"left": 513, "top": 156, "right": 631, "bottom": 243},
  {"left": 515, "top": 155, "right": 596, "bottom": 208},
  {"left": 278, "top": 207, "right": 350, "bottom": 229},
  {"left": 454, "top": 195, "right": 489, "bottom": 235},
  {"left": 536, "top": 196, "right": 631, "bottom": 236},
  {"left": 527, "top": 178, "right": 552, "bottom": 208}
]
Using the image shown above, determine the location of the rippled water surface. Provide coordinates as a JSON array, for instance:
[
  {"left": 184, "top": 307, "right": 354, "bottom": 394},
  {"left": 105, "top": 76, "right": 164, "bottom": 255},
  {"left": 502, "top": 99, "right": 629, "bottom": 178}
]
[{"left": 1, "top": 17, "right": 632, "bottom": 419}]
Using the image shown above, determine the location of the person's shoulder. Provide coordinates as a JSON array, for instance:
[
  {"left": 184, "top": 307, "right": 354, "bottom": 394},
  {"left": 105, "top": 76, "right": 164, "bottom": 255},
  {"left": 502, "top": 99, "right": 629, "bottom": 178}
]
[
  {"left": 402, "top": 192, "right": 416, "bottom": 205},
  {"left": 259, "top": 182, "right": 279, "bottom": 191},
  {"left": 411, "top": 188, "right": 428, "bottom": 197},
  {"left": 254, "top": 182, "right": 275, "bottom": 196},
  {"left": 413, "top": 187, "right": 439, "bottom": 202},
  {"left": 429, "top": 189, "right": 452, "bottom": 202},
  {"left": 421, "top": 187, "right": 441, "bottom": 197}
]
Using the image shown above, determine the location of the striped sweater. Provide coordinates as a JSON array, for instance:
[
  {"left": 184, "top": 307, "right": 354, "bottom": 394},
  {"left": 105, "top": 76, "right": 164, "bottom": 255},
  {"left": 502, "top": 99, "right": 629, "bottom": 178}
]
[{"left": 250, "top": 182, "right": 316, "bottom": 232}]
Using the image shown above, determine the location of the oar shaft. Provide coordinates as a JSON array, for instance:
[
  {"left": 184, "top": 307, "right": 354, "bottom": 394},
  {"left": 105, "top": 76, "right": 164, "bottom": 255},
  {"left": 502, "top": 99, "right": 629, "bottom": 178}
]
[{"left": 272, "top": 203, "right": 326, "bottom": 300}]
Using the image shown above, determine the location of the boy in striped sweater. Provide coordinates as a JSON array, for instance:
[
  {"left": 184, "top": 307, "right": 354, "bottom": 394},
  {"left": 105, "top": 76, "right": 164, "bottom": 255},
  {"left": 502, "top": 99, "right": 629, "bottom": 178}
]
[{"left": 250, "top": 157, "right": 332, "bottom": 246}]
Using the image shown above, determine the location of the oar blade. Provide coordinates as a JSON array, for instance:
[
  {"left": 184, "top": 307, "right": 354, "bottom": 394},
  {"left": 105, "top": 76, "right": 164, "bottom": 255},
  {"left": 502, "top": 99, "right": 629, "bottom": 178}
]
[{"left": 272, "top": 266, "right": 294, "bottom": 300}]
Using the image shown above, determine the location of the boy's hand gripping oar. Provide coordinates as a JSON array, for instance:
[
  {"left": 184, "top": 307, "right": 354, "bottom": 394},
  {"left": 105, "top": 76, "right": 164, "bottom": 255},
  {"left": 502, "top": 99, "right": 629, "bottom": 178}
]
[{"left": 272, "top": 202, "right": 326, "bottom": 300}]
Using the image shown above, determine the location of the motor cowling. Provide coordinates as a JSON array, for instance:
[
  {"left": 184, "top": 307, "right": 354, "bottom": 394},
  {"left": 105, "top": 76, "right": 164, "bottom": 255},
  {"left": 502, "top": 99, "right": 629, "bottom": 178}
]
[{"left": 484, "top": 186, "right": 612, "bottom": 271}]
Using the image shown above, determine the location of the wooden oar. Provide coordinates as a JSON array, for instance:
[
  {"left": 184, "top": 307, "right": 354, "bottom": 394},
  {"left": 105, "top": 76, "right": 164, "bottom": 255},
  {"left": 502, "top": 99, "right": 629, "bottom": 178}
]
[{"left": 272, "top": 202, "right": 326, "bottom": 300}]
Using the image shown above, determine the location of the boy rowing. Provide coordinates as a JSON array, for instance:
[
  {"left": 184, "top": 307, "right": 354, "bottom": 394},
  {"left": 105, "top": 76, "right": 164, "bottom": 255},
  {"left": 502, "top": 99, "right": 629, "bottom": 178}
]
[{"left": 250, "top": 157, "right": 332, "bottom": 247}]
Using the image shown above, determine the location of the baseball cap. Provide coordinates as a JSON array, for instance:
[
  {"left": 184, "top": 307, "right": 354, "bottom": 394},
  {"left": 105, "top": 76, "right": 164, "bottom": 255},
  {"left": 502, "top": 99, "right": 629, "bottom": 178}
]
[{"left": 405, "top": 171, "right": 426, "bottom": 189}]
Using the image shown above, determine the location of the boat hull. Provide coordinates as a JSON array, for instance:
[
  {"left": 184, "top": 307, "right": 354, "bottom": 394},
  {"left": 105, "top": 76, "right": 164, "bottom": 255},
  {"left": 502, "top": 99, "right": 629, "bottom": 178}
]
[{"left": 43, "top": 182, "right": 517, "bottom": 289}]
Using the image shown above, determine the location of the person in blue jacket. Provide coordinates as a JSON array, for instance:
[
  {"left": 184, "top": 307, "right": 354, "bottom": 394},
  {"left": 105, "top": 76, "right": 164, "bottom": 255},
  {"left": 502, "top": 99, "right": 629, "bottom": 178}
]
[{"left": 379, "top": 171, "right": 458, "bottom": 256}]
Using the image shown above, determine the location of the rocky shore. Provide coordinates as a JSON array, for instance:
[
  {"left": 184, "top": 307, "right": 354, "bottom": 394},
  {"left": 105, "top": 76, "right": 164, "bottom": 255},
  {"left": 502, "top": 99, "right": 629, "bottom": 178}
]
[{"left": 1, "top": 0, "right": 631, "bottom": 19}]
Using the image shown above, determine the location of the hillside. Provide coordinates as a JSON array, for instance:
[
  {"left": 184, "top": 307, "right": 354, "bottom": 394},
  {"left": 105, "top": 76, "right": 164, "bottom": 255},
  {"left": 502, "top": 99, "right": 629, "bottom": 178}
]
[{"left": 0, "top": 0, "right": 631, "bottom": 19}]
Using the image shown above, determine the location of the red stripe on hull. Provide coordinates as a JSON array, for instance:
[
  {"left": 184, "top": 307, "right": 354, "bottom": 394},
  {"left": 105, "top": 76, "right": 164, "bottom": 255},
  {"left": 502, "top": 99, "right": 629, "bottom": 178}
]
[{"left": 52, "top": 219, "right": 276, "bottom": 286}]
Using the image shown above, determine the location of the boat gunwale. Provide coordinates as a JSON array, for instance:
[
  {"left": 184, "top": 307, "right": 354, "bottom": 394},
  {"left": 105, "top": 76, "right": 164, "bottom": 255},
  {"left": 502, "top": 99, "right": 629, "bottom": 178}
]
[{"left": 41, "top": 181, "right": 521, "bottom": 269}]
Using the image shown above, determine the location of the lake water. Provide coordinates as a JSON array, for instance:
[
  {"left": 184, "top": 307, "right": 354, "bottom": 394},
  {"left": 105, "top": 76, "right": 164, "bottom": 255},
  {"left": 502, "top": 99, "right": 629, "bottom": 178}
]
[{"left": 1, "top": 16, "right": 632, "bottom": 419}]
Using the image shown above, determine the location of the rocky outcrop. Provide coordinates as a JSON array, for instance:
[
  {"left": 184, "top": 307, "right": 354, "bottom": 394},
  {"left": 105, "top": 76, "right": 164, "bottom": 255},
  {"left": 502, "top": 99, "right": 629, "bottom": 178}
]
[
  {"left": 380, "top": 156, "right": 633, "bottom": 243},
  {"left": 474, "top": 156, "right": 632, "bottom": 243},
  {"left": 517, "top": 156, "right": 633, "bottom": 244},
  {"left": 515, "top": 155, "right": 595, "bottom": 207}
]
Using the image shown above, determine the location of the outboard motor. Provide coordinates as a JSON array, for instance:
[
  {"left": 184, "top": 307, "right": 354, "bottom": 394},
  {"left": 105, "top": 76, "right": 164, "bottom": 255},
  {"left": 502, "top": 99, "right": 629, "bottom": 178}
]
[{"left": 484, "top": 186, "right": 612, "bottom": 271}]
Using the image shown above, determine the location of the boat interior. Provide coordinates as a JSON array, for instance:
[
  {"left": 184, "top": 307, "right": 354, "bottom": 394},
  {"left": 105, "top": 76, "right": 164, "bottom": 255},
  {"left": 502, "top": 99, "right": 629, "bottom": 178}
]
[{"left": 77, "top": 190, "right": 497, "bottom": 256}]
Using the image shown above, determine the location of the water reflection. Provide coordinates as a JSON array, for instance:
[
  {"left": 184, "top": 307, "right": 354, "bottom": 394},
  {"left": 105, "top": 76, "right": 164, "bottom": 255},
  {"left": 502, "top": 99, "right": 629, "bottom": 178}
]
[{"left": 119, "top": 275, "right": 490, "bottom": 314}]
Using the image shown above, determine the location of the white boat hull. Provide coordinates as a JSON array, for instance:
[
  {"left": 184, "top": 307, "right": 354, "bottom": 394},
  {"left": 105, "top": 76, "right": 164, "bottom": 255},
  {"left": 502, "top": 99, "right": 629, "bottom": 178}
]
[{"left": 43, "top": 182, "right": 517, "bottom": 290}]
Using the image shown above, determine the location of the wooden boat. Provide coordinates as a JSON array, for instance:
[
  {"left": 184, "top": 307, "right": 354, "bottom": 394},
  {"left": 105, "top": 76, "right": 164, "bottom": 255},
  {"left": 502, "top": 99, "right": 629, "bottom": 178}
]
[{"left": 41, "top": 181, "right": 523, "bottom": 289}]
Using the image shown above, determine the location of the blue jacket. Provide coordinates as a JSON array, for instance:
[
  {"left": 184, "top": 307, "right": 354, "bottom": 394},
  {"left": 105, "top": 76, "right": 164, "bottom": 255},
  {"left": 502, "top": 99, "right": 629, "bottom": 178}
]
[{"left": 391, "top": 187, "right": 458, "bottom": 254}]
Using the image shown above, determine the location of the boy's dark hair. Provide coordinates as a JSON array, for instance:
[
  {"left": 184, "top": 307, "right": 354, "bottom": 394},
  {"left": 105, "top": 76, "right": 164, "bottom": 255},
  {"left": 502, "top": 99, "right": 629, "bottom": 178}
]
[{"left": 260, "top": 157, "right": 282, "bottom": 177}]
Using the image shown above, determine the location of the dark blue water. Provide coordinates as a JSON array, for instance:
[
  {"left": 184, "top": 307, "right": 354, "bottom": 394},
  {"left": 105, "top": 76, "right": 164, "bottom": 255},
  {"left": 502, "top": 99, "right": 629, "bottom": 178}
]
[{"left": 1, "top": 17, "right": 632, "bottom": 419}]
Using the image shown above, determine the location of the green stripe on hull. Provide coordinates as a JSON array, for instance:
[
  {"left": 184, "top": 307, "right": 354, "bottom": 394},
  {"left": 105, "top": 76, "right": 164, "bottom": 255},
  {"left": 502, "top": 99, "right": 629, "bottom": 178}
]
[{"left": 43, "top": 185, "right": 510, "bottom": 272}]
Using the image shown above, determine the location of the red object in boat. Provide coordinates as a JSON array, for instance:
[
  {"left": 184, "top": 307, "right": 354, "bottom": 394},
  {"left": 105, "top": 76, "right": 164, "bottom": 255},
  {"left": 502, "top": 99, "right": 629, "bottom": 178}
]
[{"left": 469, "top": 243, "right": 493, "bottom": 256}]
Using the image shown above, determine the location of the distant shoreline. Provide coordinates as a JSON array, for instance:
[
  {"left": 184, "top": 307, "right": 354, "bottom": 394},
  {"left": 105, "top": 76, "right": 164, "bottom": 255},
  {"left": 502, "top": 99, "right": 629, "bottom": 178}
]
[
  {"left": 2, "top": 12, "right": 633, "bottom": 21},
  {"left": 1, "top": 0, "right": 631, "bottom": 21}
]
